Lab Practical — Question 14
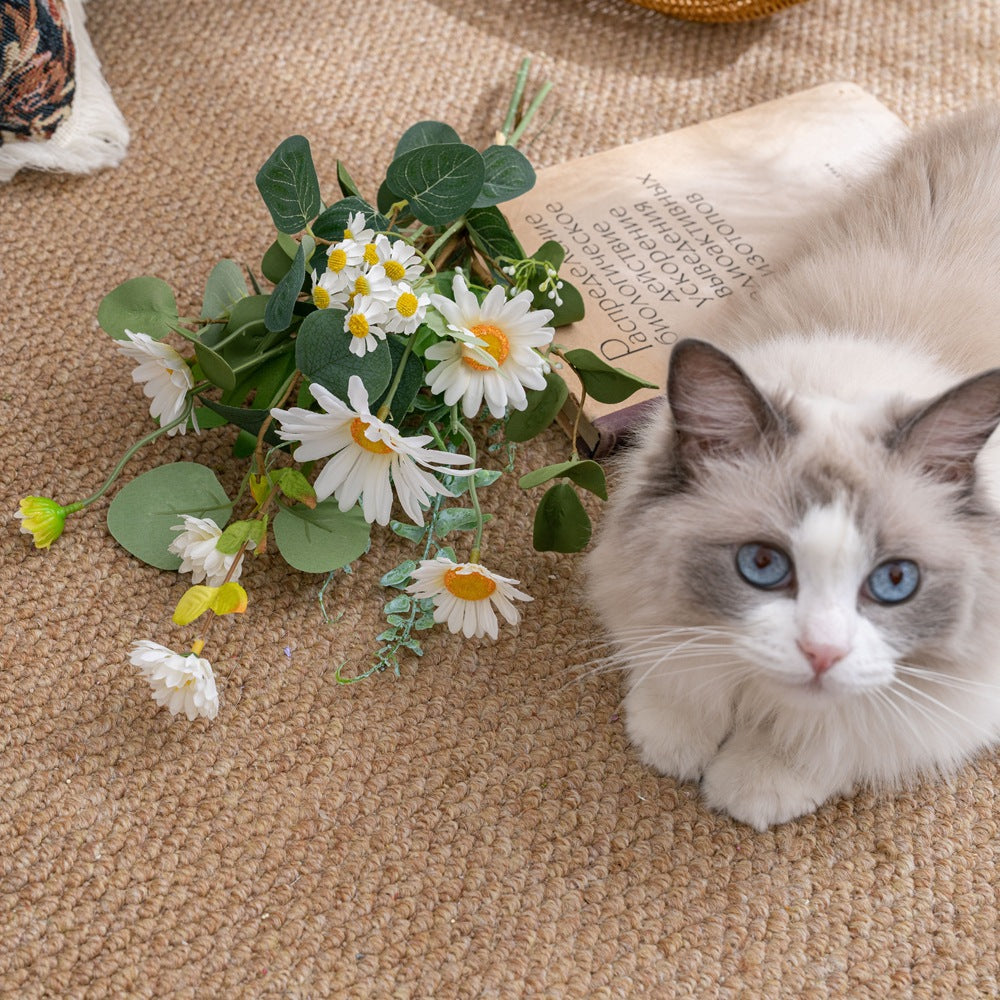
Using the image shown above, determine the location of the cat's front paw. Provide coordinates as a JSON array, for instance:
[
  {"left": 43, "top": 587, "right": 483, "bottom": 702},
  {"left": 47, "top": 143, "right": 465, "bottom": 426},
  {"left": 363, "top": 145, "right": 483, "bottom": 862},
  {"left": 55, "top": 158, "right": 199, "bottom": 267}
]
[
  {"left": 701, "top": 730, "right": 840, "bottom": 831},
  {"left": 625, "top": 687, "right": 728, "bottom": 782}
]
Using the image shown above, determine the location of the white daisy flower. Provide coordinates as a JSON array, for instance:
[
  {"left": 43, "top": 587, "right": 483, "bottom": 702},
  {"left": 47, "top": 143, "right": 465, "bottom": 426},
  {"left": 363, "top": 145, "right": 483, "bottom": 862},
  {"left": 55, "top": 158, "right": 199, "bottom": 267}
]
[
  {"left": 384, "top": 284, "right": 430, "bottom": 335},
  {"left": 324, "top": 237, "right": 365, "bottom": 290},
  {"left": 270, "top": 376, "right": 474, "bottom": 525},
  {"left": 406, "top": 556, "right": 532, "bottom": 639},
  {"left": 344, "top": 294, "right": 390, "bottom": 357},
  {"left": 130, "top": 640, "right": 219, "bottom": 721},
  {"left": 168, "top": 514, "right": 253, "bottom": 586},
  {"left": 343, "top": 210, "right": 375, "bottom": 245},
  {"left": 116, "top": 330, "right": 198, "bottom": 435},
  {"left": 374, "top": 234, "right": 424, "bottom": 285},
  {"left": 426, "top": 273, "right": 555, "bottom": 419}
]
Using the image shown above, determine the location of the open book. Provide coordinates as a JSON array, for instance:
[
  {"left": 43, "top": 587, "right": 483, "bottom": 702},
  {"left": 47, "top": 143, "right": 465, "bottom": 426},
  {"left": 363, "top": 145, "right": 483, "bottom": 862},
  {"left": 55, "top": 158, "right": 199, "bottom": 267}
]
[{"left": 506, "top": 82, "right": 909, "bottom": 456}]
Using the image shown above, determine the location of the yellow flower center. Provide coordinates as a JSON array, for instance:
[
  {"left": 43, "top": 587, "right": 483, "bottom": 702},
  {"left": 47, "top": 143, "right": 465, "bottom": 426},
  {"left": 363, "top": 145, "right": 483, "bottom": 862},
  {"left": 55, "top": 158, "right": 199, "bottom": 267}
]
[
  {"left": 313, "top": 287, "right": 331, "bottom": 309},
  {"left": 350, "top": 417, "right": 393, "bottom": 454},
  {"left": 348, "top": 313, "right": 370, "bottom": 338},
  {"left": 444, "top": 567, "right": 497, "bottom": 601},
  {"left": 354, "top": 274, "right": 370, "bottom": 296},
  {"left": 363, "top": 243, "right": 379, "bottom": 266},
  {"left": 384, "top": 260, "right": 406, "bottom": 282},
  {"left": 396, "top": 292, "right": 419, "bottom": 318},
  {"left": 328, "top": 248, "right": 348, "bottom": 272},
  {"left": 343, "top": 228, "right": 354, "bottom": 240},
  {"left": 462, "top": 323, "right": 510, "bottom": 372}
]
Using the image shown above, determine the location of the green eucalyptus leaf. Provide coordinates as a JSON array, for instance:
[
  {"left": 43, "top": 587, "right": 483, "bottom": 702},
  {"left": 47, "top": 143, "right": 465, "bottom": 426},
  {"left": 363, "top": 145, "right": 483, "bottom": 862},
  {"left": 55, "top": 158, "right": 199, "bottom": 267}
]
[
  {"left": 265, "top": 242, "right": 305, "bottom": 332},
  {"left": 393, "top": 120, "right": 462, "bottom": 159},
  {"left": 532, "top": 482, "right": 592, "bottom": 553},
  {"left": 385, "top": 143, "right": 485, "bottom": 226},
  {"left": 98, "top": 276, "right": 179, "bottom": 341},
  {"left": 548, "top": 279, "right": 585, "bottom": 327},
  {"left": 337, "top": 160, "right": 362, "bottom": 199},
  {"left": 107, "top": 462, "right": 232, "bottom": 569},
  {"left": 193, "top": 340, "right": 237, "bottom": 392},
  {"left": 295, "top": 307, "right": 392, "bottom": 401},
  {"left": 504, "top": 370, "right": 568, "bottom": 442},
  {"left": 273, "top": 499, "right": 371, "bottom": 573},
  {"left": 562, "top": 348, "right": 658, "bottom": 403},
  {"left": 233, "top": 429, "right": 257, "bottom": 457},
  {"left": 518, "top": 459, "right": 607, "bottom": 500},
  {"left": 198, "top": 397, "right": 281, "bottom": 443},
  {"left": 255, "top": 135, "right": 322, "bottom": 234},
  {"left": 371, "top": 336, "right": 425, "bottom": 421},
  {"left": 472, "top": 145, "right": 536, "bottom": 208},
  {"left": 532, "top": 240, "right": 566, "bottom": 270},
  {"left": 377, "top": 178, "right": 404, "bottom": 216},
  {"left": 262, "top": 239, "right": 294, "bottom": 284},
  {"left": 464, "top": 205, "right": 525, "bottom": 264},
  {"left": 312, "top": 196, "right": 390, "bottom": 242},
  {"left": 202, "top": 259, "right": 248, "bottom": 320}
]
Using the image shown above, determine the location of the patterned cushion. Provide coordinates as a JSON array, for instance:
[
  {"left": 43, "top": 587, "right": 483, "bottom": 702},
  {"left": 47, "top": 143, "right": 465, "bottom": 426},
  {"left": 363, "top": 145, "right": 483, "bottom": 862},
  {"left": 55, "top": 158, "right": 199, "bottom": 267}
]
[{"left": 0, "top": 0, "right": 128, "bottom": 181}]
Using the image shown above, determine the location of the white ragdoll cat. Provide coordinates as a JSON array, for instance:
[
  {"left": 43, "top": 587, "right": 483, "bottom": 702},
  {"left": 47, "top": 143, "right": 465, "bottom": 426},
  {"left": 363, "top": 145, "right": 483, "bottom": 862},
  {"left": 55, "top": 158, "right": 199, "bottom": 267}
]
[{"left": 586, "top": 106, "right": 1000, "bottom": 830}]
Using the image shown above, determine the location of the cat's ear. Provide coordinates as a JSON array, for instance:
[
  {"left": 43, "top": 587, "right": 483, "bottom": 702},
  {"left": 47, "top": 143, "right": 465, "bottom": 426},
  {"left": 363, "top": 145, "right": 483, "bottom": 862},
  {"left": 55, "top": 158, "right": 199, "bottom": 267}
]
[
  {"left": 667, "top": 339, "right": 788, "bottom": 468},
  {"left": 890, "top": 368, "right": 1000, "bottom": 486}
]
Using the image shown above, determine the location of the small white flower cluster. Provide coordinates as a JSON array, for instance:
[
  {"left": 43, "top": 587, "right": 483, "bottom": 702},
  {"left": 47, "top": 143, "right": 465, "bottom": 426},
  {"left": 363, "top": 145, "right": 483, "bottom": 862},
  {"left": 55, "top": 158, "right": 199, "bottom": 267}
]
[{"left": 312, "top": 212, "right": 431, "bottom": 357}]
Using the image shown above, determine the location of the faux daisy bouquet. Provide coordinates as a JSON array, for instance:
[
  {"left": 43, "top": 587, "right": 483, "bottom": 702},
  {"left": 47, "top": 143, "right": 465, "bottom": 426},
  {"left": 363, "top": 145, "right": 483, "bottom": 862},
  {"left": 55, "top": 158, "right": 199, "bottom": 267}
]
[{"left": 17, "top": 64, "right": 654, "bottom": 717}]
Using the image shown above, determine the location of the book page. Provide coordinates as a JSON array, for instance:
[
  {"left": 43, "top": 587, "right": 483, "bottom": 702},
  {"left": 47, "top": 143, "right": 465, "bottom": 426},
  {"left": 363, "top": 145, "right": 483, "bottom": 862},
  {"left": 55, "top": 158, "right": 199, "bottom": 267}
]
[{"left": 506, "top": 82, "right": 909, "bottom": 452}]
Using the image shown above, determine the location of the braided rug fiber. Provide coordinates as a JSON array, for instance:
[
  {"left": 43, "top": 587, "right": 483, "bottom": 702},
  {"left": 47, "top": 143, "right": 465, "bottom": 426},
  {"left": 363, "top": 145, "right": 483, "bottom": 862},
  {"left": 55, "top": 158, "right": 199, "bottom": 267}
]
[{"left": 4, "top": 1, "right": 1000, "bottom": 995}]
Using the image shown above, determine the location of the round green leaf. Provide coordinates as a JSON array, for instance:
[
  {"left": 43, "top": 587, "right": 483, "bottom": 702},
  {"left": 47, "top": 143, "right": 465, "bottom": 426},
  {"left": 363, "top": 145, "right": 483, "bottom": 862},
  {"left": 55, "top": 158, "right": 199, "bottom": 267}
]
[
  {"left": 371, "top": 336, "right": 425, "bottom": 421},
  {"left": 562, "top": 347, "right": 659, "bottom": 403},
  {"left": 255, "top": 135, "right": 322, "bottom": 234},
  {"left": 262, "top": 239, "right": 294, "bottom": 284},
  {"left": 472, "top": 145, "right": 536, "bottom": 208},
  {"left": 312, "top": 196, "right": 389, "bottom": 242},
  {"left": 465, "top": 205, "right": 525, "bottom": 263},
  {"left": 385, "top": 143, "right": 485, "bottom": 226},
  {"left": 201, "top": 259, "right": 248, "bottom": 320},
  {"left": 519, "top": 459, "right": 607, "bottom": 500},
  {"left": 107, "top": 462, "right": 232, "bottom": 570},
  {"left": 98, "top": 276, "right": 179, "bottom": 341},
  {"left": 505, "top": 371, "right": 568, "bottom": 442},
  {"left": 273, "top": 499, "right": 371, "bottom": 573},
  {"left": 295, "top": 308, "right": 392, "bottom": 401},
  {"left": 193, "top": 340, "right": 237, "bottom": 392},
  {"left": 393, "top": 120, "right": 462, "bottom": 159},
  {"left": 532, "top": 482, "right": 592, "bottom": 553}
]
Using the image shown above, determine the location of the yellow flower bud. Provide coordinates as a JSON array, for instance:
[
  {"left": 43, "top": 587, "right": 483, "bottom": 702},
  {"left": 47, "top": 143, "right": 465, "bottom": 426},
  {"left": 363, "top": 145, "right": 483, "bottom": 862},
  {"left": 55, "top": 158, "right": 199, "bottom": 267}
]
[{"left": 15, "top": 496, "right": 82, "bottom": 549}]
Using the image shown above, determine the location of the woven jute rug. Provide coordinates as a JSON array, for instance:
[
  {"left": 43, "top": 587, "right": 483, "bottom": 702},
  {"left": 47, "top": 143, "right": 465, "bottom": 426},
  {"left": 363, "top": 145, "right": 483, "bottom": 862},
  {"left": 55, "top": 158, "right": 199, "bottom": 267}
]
[{"left": 4, "top": 0, "right": 1000, "bottom": 995}]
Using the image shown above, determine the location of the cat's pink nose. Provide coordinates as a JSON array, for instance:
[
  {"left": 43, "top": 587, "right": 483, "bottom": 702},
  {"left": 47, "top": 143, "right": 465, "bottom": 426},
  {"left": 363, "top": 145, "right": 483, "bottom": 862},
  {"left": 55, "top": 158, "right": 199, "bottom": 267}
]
[{"left": 797, "top": 640, "right": 846, "bottom": 677}]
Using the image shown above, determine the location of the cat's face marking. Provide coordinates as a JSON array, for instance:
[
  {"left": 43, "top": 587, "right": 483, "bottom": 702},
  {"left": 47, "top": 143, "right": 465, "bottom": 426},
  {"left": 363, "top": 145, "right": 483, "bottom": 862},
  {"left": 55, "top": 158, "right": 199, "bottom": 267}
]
[{"left": 733, "top": 497, "right": 901, "bottom": 699}]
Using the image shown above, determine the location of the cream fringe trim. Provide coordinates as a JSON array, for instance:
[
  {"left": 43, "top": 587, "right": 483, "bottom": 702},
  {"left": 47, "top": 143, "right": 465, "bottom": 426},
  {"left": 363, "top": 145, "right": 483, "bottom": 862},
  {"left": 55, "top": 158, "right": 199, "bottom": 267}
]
[{"left": 0, "top": 0, "right": 130, "bottom": 181}]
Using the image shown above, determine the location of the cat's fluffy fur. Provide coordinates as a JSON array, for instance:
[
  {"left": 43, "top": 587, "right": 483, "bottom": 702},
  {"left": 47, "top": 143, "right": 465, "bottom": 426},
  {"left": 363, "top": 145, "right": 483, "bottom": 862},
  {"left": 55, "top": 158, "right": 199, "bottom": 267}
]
[{"left": 586, "top": 106, "right": 1000, "bottom": 830}]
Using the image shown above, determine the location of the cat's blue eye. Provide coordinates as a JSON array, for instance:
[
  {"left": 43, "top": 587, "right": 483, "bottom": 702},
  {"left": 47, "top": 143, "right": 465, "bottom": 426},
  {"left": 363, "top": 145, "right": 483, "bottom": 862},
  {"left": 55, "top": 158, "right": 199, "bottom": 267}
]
[
  {"left": 736, "top": 543, "right": 793, "bottom": 590},
  {"left": 866, "top": 559, "right": 920, "bottom": 604}
]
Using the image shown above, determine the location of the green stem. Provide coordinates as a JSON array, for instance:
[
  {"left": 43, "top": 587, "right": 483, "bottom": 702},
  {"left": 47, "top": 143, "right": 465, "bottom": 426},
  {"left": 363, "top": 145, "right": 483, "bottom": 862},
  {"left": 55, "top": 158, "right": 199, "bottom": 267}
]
[
  {"left": 424, "top": 218, "right": 466, "bottom": 265},
  {"left": 375, "top": 333, "right": 417, "bottom": 422},
  {"left": 205, "top": 318, "right": 264, "bottom": 352},
  {"left": 230, "top": 343, "right": 294, "bottom": 376},
  {"left": 500, "top": 57, "right": 532, "bottom": 141},
  {"left": 76, "top": 402, "right": 194, "bottom": 507},
  {"left": 450, "top": 417, "right": 484, "bottom": 562},
  {"left": 508, "top": 80, "right": 554, "bottom": 147}
]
